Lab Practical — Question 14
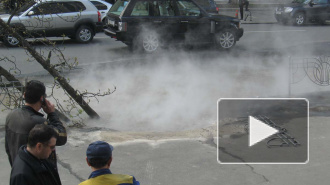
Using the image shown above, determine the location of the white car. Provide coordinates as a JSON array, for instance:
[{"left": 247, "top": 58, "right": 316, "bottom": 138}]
[{"left": 90, "top": 0, "right": 112, "bottom": 25}]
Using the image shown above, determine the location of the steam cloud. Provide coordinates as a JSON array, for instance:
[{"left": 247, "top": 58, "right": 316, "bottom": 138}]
[{"left": 68, "top": 52, "right": 291, "bottom": 132}]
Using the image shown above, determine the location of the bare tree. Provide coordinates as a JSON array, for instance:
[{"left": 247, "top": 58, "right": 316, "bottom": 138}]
[{"left": 0, "top": 16, "right": 114, "bottom": 120}]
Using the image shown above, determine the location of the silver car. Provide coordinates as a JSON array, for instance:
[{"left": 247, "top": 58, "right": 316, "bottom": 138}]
[{"left": 0, "top": 0, "right": 103, "bottom": 47}]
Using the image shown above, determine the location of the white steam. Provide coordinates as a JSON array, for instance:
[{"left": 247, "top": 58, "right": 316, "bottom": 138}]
[{"left": 69, "top": 53, "right": 290, "bottom": 131}]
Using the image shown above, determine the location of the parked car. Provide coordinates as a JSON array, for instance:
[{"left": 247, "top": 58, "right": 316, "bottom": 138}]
[
  {"left": 194, "top": 0, "right": 219, "bottom": 14},
  {"left": 275, "top": 0, "right": 330, "bottom": 25},
  {"left": 90, "top": 0, "right": 112, "bottom": 25},
  {"left": 104, "top": 0, "right": 243, "bottom": 53},
  {"left": 0, "top": 0, "right": 103, "bottom": 47}
]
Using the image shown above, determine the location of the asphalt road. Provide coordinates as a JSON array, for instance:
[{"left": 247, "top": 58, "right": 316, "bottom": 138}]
[{"left": 1, "top": 23, "right": 330, "bottom": 75}]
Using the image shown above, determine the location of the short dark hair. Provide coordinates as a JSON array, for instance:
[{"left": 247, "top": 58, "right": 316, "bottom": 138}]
[
  {"left": 25, "top": 80, "right": 46, "bottom": 104},
  {"left": 88, "top": 157, "right": 110, "bottom": 168},
  {"left": 27, "top": 124, "right": 58, "bottom": 148}
]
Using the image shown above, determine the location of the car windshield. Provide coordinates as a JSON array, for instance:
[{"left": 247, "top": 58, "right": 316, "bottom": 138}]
[
  {"left": 108, "top": 0, "right": 129, "bottom": 15},
  {"left": 16, "top": 1, "right": 36, "bottom": 15},
  {"left": 292, "top": 0, "right": 310, "bottom": 4}
]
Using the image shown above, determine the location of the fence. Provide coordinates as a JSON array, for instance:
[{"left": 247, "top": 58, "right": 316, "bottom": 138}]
[{"left": 289, "top": 56, "right": 330, "bottom": 97}]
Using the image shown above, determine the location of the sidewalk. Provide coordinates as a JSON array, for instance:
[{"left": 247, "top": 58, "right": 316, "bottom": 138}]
[
  {"left": 218, "top": 6, "right": 278, "bottom": 24},
  {"left": 1, "top": 116, "right": 330, "bottom": 185}
]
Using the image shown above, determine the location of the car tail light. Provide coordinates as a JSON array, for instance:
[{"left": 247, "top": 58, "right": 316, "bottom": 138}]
[
  {"left": 118, "top": 22, "right": 127, "bottom": 32},
  {"left": 97, "top": 11, "right": 101, "bottom": 22}
]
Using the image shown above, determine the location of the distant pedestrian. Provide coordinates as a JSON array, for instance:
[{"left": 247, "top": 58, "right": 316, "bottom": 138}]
[
  {"left": 5, "top": 80, "right": 67, "bottom": 167},
  {"left": 10, "top": 124, "right": 62, "bottom": 185},
  {"left": 79, "top": 141, "right": 140, "bottom": 185},
  {"left": 239, "top": 0, "right": 249, "bottom": 20}
]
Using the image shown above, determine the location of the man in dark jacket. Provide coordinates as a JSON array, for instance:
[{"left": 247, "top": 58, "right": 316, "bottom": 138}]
[
  {"left": 5, "top": 80, "right": 67, "bottom": 167},
  {"left": 10, "top": 124, "right": 62, "bottom": 185}
]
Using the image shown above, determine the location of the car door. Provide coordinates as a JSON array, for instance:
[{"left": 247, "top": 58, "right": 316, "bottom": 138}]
[
  {"left": 150, "top": 0, "right": 182, "bottom": 42},
  {"left": 309, "top": 0, "right": 329, "bottom": 20},
  {"left": 54, "top": 2, "right": 84, "bottom": 36},
  {"left": 326, "top": 0, "right": 330, "bottom": 20},
  {"left": 125, "top": 0, "right": 154, "bottom": 38},
  {"left": 175, "top": 0, "right": 211, "bottom": 44},
  {"left": 21, "top": 2, "right": 57, "bottom": 36}
]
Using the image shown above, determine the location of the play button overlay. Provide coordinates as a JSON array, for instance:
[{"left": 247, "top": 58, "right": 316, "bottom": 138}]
[
  {"left": 217, "top": 98, "right": 309, "bottom": 164},
  {"left": 249, "top": 116, "right": 279, "bottom": 147}
]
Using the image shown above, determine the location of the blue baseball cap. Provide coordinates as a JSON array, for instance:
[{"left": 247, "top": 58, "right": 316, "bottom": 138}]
[{"left": 86, "top": 141, "right": 114, "bottom": 160}]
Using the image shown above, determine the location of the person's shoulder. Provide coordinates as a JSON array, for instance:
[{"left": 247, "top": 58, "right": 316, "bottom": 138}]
[
  {"left": 11, "top": 153, "right": 32, "bottom": 176},
  {"left": 103, "top": 174, "right": 136, "bottom": 183},
  {"left": 6, "top": 107, "right": 23, "bottom": 117},
  {"left": 80, "top": 174, "right": 139, "bottom": 185}
]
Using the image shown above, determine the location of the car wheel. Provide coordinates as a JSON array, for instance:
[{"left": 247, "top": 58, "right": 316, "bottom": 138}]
[
  {"left": 216, "top": 30, "right": 236, "bottom": 49},
  {"left": 75, "top": 25, "right": 94, "bottom": 43},
  {"left": 293, "top": 12, "right": 305, "bottom": 26},
  {"left": 3, "top": 34, "right": 20, "bottom": 47},
  {"left": 139, "top": 32, "right": 160, "bottom": 53}
]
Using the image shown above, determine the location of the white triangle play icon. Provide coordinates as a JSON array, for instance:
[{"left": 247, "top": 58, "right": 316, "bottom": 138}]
[{"left": 249, "top": 116, "right": 278, "bottom": 147}]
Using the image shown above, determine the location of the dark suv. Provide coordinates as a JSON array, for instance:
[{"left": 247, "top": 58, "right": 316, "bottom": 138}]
[
  {"left": 104, "top": 0, "right": 243, "bottom": 52},
  {"left": 275, "top": 0, "right": 330, "bottom": 25}
]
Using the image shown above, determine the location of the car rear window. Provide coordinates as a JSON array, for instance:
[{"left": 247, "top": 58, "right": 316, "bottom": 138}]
[
  {"left": 130, "top": 1, "right": 149, "bottom": 16},
  {"left": 91, "top": 1, "right": 108, "bottom": 10},
  {"left": 109, "top": 0, "right": 129, "bottom": 15}
]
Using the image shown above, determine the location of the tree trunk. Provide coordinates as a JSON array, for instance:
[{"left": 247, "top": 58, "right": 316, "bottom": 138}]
[
  {"left": 0, "top": 66, "right": 71, "bottom": 122},
  {"left": 0, "top": 19, "right": 100, "bottom": 119}
]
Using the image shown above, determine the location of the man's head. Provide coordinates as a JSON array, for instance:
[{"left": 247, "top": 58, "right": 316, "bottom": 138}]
[
  {"left": 86, "top": 141, "right": 114, "bottom": 169},
  {"left": 24, "top": 80, "right": 46, "bottom": 104},
  {"left": 27, "top": 124, "right": 58, "bottom": 159}
]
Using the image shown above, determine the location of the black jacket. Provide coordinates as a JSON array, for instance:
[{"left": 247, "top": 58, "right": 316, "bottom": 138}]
[
  {"left": 10, "top": 146, "right": 62, "bottom": 185},
  {"left": 5, "top": 105, "right": 67, "bottom": 166}
]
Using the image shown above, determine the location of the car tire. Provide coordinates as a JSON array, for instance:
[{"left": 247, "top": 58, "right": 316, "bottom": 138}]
[
  {"left": 216, "top": 30, "right": 236, "bottom": 50},
  {"left": 3, "top": 34, "right": 21, "bottom": 47},
  {"left": 293, "top": 12, "right": 305, "bottom": 26},
  {"left": 75, "top": 25, "right": 94, "bottom": 43},
  {"left": 136, "top": 32, "right": 160, "bottom": 53}
]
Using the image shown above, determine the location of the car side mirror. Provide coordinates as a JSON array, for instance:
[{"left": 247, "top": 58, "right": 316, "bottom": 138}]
[{"left": 27, "top": 11, "right": 35, "bottom": 16}]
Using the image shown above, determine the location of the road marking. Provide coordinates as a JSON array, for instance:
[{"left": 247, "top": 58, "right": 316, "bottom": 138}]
[
  {"left": 245, "top": 30, "right": 306, "bottom": 33},
  {"left": 94, "top": 36, "right": 110, "bottom": 39}
]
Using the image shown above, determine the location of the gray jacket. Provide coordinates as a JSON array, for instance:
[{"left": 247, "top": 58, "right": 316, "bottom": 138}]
[{"left": 5, "top": 105, "right": 67, "bottom": 167}]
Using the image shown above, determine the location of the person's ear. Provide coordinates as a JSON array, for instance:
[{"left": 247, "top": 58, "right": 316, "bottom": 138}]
[
  {"left": 36, "top": 142, "right": 43, "bottom": 153},
  {"left": 108, "top": 156, "right": 112, "bottom": 167},
  {"left": 86, "top": 157, "right": 91, "bottom": 167},
  {"left": 40, "top": 95, "right": 45, "bottom": 103}
]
